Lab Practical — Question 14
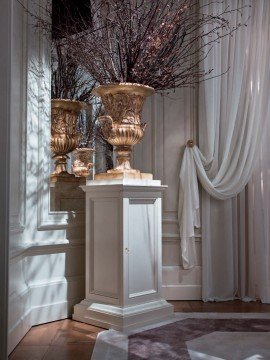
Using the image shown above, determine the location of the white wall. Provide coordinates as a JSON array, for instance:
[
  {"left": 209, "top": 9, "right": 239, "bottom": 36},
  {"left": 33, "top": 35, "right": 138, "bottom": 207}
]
[
  {"left": 0, "top": 1, "right": 12, "bottom": 358},
  {"left": 8, "top": 1, "right": 85, "bottom": 354},
  {"left": 133, "top": 89, "right": 202, "bottom": 300}
]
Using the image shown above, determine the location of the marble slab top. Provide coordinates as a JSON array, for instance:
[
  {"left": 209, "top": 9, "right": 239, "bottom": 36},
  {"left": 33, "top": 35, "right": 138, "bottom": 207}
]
[{"left": 85, "top": 179, "right": 162, "bottom": 187}]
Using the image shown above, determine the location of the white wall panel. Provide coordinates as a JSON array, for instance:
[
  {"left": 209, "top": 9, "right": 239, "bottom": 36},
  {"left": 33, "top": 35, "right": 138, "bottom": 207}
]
[
  {"left": 163, "top": 239, "right": 202, "bottom": 267},
  {"left": 8, "top": 246, "right": 85, "bottom": 354},
  {"left": 8, "top": 1, "right": 86, "bottom": 354},
  {"left": 133, "top": 88, "right": 202, "bottom": 300}
]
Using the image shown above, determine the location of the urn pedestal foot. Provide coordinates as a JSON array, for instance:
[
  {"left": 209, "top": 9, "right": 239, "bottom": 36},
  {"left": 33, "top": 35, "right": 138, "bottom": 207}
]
[
  {"left": 51, "top": 154, "right": 76, "bottom": 182},
  {"left": 94, "top": 171, "right": 153, "bottom": 180},
  {"left": 50, "top": 172, "right": 77, "bottom": 183},
  {"left": 72, "top": 179, "right": 174, "bottom": 332}
]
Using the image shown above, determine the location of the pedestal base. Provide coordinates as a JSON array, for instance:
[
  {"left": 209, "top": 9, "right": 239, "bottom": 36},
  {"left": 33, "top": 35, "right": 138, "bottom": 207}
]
[{"left": 73, "top": 299, "right": 174, "bottom": 332}]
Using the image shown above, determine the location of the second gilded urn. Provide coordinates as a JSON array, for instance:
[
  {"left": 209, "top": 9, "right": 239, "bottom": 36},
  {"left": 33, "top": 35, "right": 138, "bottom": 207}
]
[{"left": 51, "top": 99, "right": 86, "bottom": 181}]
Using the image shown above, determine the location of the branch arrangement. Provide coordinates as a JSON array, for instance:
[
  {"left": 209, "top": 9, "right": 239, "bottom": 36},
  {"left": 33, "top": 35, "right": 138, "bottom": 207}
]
[
  {"left": 20, "top": 0, "right": 249, "bottom": 91},
  {"left": 55, "top": 0, "right": 248, "bottom": 90}
]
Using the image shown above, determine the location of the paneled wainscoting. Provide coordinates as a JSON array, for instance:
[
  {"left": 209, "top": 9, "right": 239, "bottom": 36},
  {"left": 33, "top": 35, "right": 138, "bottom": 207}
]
[{"left": 8, "top": 241, "right": 85, "bottom": 354}]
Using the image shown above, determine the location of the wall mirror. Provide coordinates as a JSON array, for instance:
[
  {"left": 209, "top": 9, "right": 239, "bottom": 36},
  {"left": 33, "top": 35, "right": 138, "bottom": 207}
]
[{"left": 49, "top": 0, "right": 113, "bottom": 212}]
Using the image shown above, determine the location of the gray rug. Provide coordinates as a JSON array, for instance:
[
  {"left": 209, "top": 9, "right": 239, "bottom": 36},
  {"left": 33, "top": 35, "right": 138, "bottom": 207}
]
[{"left": 91, "top": 313, "right": 270, "bottom": 360}]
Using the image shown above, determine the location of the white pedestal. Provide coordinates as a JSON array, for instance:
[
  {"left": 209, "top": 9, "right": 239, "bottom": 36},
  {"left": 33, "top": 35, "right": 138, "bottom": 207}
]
[{"left": 72, "top": 179, "right": 174, "bottom": 331}]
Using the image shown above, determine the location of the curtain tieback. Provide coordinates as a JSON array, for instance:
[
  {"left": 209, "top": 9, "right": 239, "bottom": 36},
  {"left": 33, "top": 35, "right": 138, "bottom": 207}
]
[{"left": 186, "top": 139, "right": 195, "bottom": 148}]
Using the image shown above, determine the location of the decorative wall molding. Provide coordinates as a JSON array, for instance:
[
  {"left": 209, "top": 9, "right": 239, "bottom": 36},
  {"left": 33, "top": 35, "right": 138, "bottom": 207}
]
[
  {"left": 162, "top": 265, "right": 202, "bottom": 300},
  {"left": 162, "top": 285, "right": 202, "bottom": 300},
  {"left": 133, "top": 84, "right": 200, "bottom": 300},
  {"left": 8, "top": 308, "right": 32, "bottom": 355},
  {"left": 18, "top": 0, "right": 28, "bottom": 233},
  {"left": 8, "top": 270, "right": 85, "bottom": 354},
  {"left": 22, "top": 0, "right": 85, "bottom": 230},
  {"left": 30, "top": 298, "right": 83, "bottom": 325},
  {"left": 163, "top": 234, "right": 201, "bottom": 242},
  {"left": 9, "top": 239, "right": 85, "bottom": 261},
  {"left": 163, "top": 240, "right": 202, "bottom": 267},
  {"left": 35, "top": 29, "right": 85, "bottom": 229},
  {"left": 1, "top": 1, "right": 20, "bottom": 357},
  {"left": 10, "top": 0, "right": 28, "bottom": 236},
  {"left": 10, "top": 215, "right": 26, "bottom": 235},
  {"left": 27, "top": 240, "right": 85, "bottom": 254}
]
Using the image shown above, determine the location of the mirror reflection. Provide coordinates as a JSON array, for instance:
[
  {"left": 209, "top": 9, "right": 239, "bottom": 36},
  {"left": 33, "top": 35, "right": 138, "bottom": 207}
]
[{"left": 49, "top": 0, "right": 113, "bottom": 211}]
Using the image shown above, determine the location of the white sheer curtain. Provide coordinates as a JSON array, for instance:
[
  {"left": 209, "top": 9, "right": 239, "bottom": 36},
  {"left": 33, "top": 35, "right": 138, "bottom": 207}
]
[
  {"left": 178, "top": 0, "right": 270, "bottom": 301},
  {"left": 232, "top": 126, "right": 270, "bottom": 303}
]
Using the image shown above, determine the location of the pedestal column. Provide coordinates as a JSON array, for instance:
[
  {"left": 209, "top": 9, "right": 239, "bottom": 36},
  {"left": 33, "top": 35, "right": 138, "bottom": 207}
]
[{"left": 73, "top": 179, "right": 174, "bottom": 331}]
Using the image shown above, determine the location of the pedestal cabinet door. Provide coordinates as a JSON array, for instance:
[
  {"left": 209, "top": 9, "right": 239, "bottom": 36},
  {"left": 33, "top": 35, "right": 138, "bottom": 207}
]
[
  {"left": 87, "top": 197, "right": 120, "bottom": 301},
  {"left": 124, "top": 197, "right": 161, "bottom": 305}
]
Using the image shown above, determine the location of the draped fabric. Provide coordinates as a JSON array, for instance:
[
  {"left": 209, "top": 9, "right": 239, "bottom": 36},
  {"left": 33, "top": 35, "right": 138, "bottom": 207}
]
[
  {"left": 233, "top": 118, "right": 270, "bottom": 303},
  {"left": 178, "top": 0, "right": 270, "bottom": 301}
]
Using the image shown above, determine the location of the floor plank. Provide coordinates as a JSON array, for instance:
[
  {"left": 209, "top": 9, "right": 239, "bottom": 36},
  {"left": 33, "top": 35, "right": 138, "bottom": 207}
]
[
  {"left": 9, "top": 346, "right": 49, "bottom": 360},
  {"left": 183, "top": 300, "right": 270, "bottom": 313},
  {"left": 8, "top": 301, "right": 270, "bottom": 359},
  {"left": 42, "top": 344, "right": 95, "bottom": 360},
  {"left": 9, "top": 320, "right": 101, "bottom": 360},
  {"left": 19, "top": 321, "right": 63, "bottom": 346}
]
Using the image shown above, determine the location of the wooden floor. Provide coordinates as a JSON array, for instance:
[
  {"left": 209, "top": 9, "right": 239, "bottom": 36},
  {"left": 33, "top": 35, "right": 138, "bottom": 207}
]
[{"left": 9, "top": 300, "right": 270, "bottom": 360}]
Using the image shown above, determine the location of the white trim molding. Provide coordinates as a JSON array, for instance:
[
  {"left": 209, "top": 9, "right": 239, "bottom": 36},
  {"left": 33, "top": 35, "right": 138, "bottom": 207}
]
[
  {"left": 8, "top": 273, "right": 85, "bottom": 354},
  {"left": 0, "top": 0, "right": 12, "bottom": 357},
  {"left": 22, "top": 0, "right": 85, "bottom": 231}
]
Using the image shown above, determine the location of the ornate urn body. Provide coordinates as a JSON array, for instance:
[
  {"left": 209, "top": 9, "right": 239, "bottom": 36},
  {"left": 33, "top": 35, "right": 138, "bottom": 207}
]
[
  {"left": 93, "top": 83, "right": 155, "bottom": 179},
  {"left": 51, "top": 99, "right": 85, "bottom": 181},
  {"left": 72, "top": 148, "right": 94, "bottom": 178}
]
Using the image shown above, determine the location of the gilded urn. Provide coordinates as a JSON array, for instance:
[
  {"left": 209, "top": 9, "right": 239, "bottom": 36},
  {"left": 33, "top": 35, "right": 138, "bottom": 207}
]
[
  {"left": 72, "top": 147, "right": 94, "bottom": 178},
  {"left": 51, "top": 99, "right": 86, "bottom": 181},
  {"left": 93, "top": 83, "right": 155, "bottom": 180}
]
